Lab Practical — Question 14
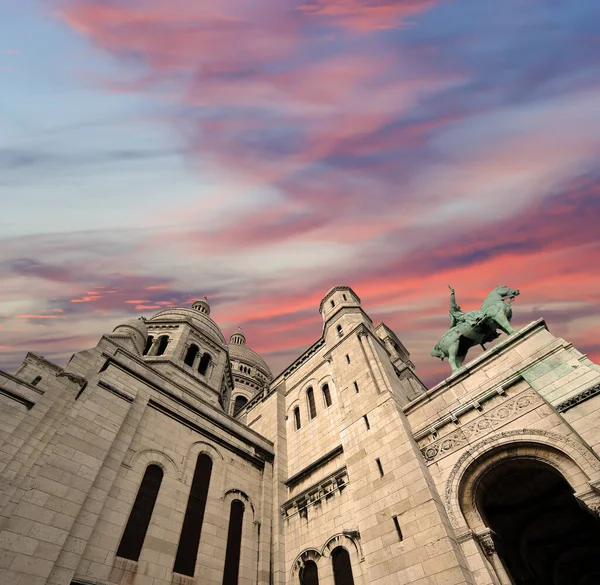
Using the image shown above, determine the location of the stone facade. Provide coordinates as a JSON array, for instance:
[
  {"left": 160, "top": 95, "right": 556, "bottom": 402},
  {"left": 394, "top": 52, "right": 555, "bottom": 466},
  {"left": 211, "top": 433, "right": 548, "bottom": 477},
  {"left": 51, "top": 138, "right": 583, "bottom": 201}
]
[{"left": 1, "top": 286, "right": 599, "bottom": 585}]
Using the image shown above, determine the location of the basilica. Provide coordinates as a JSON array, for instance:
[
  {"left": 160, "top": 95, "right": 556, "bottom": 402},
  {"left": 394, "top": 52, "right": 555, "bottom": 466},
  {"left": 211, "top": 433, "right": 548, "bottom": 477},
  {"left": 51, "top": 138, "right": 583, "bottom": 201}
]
[{"left": 0, "top": 286, "right": 599, "bottom": 585}]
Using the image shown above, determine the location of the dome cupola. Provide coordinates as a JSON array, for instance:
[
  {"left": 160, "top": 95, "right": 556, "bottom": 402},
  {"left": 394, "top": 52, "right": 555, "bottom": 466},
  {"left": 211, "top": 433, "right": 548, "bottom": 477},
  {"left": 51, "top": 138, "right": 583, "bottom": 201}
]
[
  {"left": 192, "top": 297, "right": 211, "bottom": 316},
  {"left": 229, "top": 328, "right": 246, "bottom": 346}
]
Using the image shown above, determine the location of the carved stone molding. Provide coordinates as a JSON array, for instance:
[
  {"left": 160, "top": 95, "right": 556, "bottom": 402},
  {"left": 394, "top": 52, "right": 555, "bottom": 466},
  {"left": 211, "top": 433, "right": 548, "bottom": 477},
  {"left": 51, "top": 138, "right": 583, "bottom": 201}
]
[
  {"left": 556, "top": 383, "right": 600, "bottom": 413},
  {"left": 55, "top": 370, "right": 87, "bottom": 388},
  {"left": 422, "top": 390, "right": 541, "bottom": 463}
]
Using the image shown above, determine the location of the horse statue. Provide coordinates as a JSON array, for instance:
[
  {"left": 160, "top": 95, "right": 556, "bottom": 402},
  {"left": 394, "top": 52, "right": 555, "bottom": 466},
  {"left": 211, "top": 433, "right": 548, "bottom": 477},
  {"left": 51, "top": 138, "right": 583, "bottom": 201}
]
[{"left": 431, "top": 285, "right": 520, "bottom": 372}]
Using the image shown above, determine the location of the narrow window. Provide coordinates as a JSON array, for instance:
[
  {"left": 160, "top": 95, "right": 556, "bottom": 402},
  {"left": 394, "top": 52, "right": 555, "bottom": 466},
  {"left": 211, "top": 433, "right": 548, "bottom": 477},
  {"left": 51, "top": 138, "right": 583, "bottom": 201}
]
[
  {"left": 31, "top": 376, "right": 42, "bottom": 386},
  {"left": 300, "top": 560, "right": 319, "bottom": 585},
  {"left": 173, "top": 454, "right": 213, "bottom": 576},
  {"left": 332, "top": 547, "right": 354, "bottom": 585},
  {"left": 143, "top": 335, "right": 154, "bottom": 355},
  {"left": 294, "top": 407, "right": 301, "bottom": 430},
  {"left": 232, "top": 395, "right": 248, "bottom": 416},
  {"left": 330, "top": 300, "right": 335, "bottom": 308},
  {"left": 184, "top": 344, "right": 199, "bottom": 367},
  {"left": 336, "top": 325, "right": 343, "bottom": 338},
  {"left": 116, "top": 464, "right": 163, "bottom": 561},
  {"left": 342, "top": 294, "right": 347, "bottom": 301},
  {"left": 353, "top": 381, "right": 359, "bottom": 393},
  {"left": 363, "top": 415, "right": 370, "bottom": 430},
  {"left": 222, "top": 500, "right": 244, "bottom": 585},
  {"left": 322, "top": 384, "right": 332, "bottom": 408},
  {"left": 307, "top": 387, "right": 317, "bottom": 419},
  {"left": 345, "top": 354, "right": 350, "bottom": 364},
  {"left": 198, "top": 353, "right": 211, "bottom": 376},
  {"left": 155, "top": 335, "right": 169, "bottom": 356},
  {"left": 376, "top": 458, "right": 384, "bottom": 477},
  {"left": 392, "top": 516, "right": 403, "bottom": 541}
]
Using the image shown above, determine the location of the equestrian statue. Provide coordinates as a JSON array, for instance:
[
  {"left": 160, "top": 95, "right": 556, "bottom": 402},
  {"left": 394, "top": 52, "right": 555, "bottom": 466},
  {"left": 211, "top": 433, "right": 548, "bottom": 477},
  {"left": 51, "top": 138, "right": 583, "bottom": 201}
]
[{"left": 431, "top": 285, "right": 520, "bottom": 372}]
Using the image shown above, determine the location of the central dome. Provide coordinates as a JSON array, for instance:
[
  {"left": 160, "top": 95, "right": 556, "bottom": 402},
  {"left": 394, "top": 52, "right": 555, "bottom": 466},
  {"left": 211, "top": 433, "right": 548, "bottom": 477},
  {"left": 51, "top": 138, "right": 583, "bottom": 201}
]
[{"left": 149, "top": 307, "right": 225, "bottom": 345}]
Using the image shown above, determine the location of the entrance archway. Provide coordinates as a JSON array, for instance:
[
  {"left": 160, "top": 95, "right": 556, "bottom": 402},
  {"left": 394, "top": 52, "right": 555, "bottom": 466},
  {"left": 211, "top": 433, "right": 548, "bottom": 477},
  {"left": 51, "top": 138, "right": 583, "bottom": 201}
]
[{"left": 476, "top": 458, "right": 600, "bottom": 585}]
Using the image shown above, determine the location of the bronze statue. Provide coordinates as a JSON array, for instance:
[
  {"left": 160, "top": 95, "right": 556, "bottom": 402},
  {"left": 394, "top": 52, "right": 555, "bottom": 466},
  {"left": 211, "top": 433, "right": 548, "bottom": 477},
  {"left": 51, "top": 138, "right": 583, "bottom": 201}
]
[{"left": 431, "top": 285, "right": 520, "bottom": 372}]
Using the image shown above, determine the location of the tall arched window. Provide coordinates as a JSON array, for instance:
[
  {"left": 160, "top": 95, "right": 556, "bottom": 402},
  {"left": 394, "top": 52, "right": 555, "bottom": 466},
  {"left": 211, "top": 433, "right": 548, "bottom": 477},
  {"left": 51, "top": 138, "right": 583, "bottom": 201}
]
[
  {"left": 322, "top": 384, "right": 332, "bottom": 408},
  {"left": 31, "top": 376, "right": 42, "bottom": 386},
  {"left": 116, "top": 464, "right": 163, "bottom": 561},
  {"left": 300, "top": 560, "right": 319, "bottom": 585},
  {"left": 332, "top": 547, "right": 354, "bottom": 585},
  {"left": 198, "top": 353, "right": 211, "bottom": 376},
  {"left": 336, "top": 325, "right": 344, "bottom": 338},
  {"left": 232, "top": 396, "right": 248, "bottom": 416},
  {"left": 307, "top": 387, "right": 317, "bottom": 419},
  {"left": 294, "top": 407, "right": 301, "bottom": 430},
  {"left": 184, "top": 344, "right": 199, "bottom": 367},
  {"left": 155, "top": 335, "right": 169, "bottom": 356},
  {"left": 222, "top": 500, "right": 244, "bottom": 585},
  {"left": 143, "top": 335, "right": 154, "bottom": 355},
  {"left": 173, "top": 454, "right": 213, "bottom": 576}
]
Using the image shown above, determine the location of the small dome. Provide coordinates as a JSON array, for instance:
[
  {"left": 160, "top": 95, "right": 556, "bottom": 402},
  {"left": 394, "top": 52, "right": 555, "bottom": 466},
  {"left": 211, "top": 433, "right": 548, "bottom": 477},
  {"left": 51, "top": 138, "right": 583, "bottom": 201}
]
[
  {"left": 112, "top": 317, "right": 148, "bottom": 355},
  {"left": 230, "top": 328, "right": 246, "bottom": 346},
  {"left": 192, "top": 297, "right": 211, "bottom": 316}
]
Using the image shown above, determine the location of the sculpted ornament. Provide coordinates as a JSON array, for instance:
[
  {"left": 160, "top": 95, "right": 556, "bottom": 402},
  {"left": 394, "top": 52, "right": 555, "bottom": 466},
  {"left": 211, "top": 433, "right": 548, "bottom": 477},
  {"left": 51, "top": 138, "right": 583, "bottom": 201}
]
[{"left": 431, "top": 285, "right": 520, "bottom": 372}]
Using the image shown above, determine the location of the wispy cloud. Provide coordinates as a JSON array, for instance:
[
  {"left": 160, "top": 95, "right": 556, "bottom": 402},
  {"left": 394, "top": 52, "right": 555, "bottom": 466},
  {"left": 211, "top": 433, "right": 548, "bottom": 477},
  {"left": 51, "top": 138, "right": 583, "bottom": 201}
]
[{"left": 1, "top": 0, "right": 599, "bottom": 384}]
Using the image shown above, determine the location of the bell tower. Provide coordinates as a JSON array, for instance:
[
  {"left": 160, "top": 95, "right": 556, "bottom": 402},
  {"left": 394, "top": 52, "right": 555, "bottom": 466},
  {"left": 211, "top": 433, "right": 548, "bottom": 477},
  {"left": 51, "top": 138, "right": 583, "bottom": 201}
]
[{"left": 318, "top": 286, "right": 473, "bottom": 585}]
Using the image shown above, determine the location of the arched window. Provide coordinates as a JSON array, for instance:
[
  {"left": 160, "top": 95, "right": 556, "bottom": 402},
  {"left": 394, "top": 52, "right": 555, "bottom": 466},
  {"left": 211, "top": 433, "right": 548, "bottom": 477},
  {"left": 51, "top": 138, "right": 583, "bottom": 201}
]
[
  {"left": 31, "top": 376, "right": 42, "bottom": 386},
  {"left": 294, "top": 407, "right": 301, "bottom": 430},
  {"left": 307, "top": 387, "right": 317, "bottom": 419},
  {"left": 222, "top": 500, "right": 244, "bottom": 585},
  {"left": 143, "top": 335, "right": 154, "bottom": 355},
  {"left": 116, "top": 464, "right": 163, "bottom": 561},
  {"left": 173, "top": 454, "right": 213, "bottom": 576},
  {"left": 184, "top": 344, "right": 199, "bottom": 367},
  {"left": 198, "top": 353, "right": 211, "bottom": 376},
  {"left": 322, "top": 384, "right": 332, "bottom": 408},
  {"left": 232, "top": 395, "right": 248, "bottom": 416},
  {"left": 300, "top": 560, "right": 319, "bottom": 585},
  {"left": 336, "top": 325, "right": 344, "bottom": 338},
  {"left": 332, "top": 547, "right": 354, "bottom": 585},
  {"left": 155, "top": 335, "right": 169, "bottom": 356}
]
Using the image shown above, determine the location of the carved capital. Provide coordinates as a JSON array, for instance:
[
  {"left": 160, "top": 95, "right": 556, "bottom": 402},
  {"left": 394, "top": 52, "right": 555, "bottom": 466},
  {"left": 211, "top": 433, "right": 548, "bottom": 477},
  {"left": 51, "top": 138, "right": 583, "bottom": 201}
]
[
  {"left": 575, "top": 488, "right": 600, "bottom": 518},
  {"left": 475, "top": 529, "right": 496, "bottom": 556}
]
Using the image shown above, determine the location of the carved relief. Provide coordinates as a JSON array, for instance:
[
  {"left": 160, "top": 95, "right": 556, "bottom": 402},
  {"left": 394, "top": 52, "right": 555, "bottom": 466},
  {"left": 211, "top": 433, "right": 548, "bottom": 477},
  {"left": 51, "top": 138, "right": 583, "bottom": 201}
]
[
  {"left": 422, "top": 391, "right": 541, "bottom": 463},
  {"left": 557, "top": 383, "right": 600, "bottom": 412}
]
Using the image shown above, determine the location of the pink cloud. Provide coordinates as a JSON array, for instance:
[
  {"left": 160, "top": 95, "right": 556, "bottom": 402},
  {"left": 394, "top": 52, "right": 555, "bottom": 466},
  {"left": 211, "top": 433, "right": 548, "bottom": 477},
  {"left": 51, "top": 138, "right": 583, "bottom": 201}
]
[
  {"left": 299, "top": 0, "right": 437, "bottom": 31},
  {"left": 15, "top": 314, "right": 67, "bottom": 320}
]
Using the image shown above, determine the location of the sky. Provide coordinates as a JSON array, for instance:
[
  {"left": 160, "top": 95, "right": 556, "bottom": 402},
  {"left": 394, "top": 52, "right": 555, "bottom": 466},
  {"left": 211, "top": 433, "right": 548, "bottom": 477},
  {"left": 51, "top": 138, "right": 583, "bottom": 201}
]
[{"left": 1, "top": 0, "right": 599, "bottom": 387}]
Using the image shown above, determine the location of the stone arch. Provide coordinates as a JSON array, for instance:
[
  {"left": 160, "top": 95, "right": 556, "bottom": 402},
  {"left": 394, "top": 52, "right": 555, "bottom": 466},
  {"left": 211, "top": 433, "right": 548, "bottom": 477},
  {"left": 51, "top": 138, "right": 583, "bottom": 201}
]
[
  {"left": 286, "top": 398, "right": 301, "bottom": 419},
  {"left": 222, "top": 488, "right": 256, "bottom": 520},
  {"left": 127, "top": 448, "right": 179, "bottom": 476},
  {"left": 230, "top": 391, "right": 252, "bottom": 417},
  {"left": 321, "top": 532, "right": 364, "bottom": 562},
  {"left": 444, "top": 429, "right": 600, "bottom": 532},
  {"left": 290, "top": 548, "right": 322, "bottom": 582},
  {"left": 182, "top": 441, "right": 224, "bottom": 486},
  {"left": 317, "top": 374, "right": 336, "bottom": 407}
]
